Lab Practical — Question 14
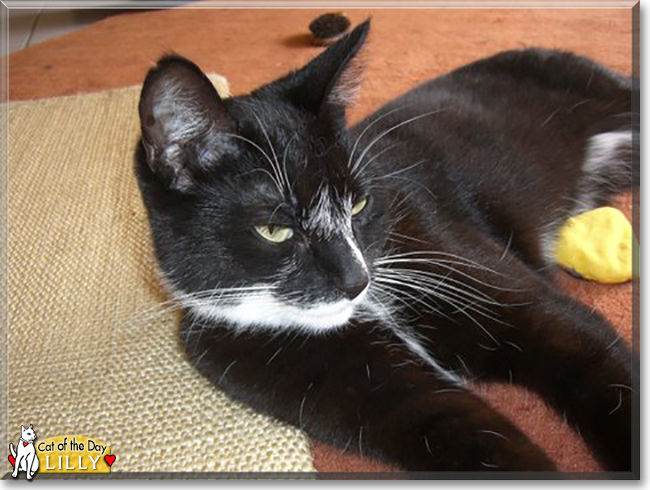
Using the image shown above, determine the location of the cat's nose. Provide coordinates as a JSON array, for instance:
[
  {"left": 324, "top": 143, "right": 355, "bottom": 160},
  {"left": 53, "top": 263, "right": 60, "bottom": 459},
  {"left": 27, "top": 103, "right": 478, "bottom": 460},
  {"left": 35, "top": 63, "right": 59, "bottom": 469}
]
[
  {"left": 312, "top": 234, "right": 370, "bottom": 300},
  {"left": 338, "top": 269, "right": 369, "bottom": 300}
]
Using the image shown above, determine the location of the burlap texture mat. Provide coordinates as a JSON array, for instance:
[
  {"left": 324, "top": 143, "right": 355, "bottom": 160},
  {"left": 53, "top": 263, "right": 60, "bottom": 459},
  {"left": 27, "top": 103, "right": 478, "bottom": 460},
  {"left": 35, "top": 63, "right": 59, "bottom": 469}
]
[{"left": 6, "top": 81, "right": 315, "bottom": 473}]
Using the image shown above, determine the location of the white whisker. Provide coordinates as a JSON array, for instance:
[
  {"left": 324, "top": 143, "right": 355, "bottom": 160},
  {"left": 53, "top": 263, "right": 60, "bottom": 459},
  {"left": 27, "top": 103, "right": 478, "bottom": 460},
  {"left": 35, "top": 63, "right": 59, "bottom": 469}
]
[
  {"left": 352, "top": 109, "right": 447, "bottom": 175},
  {"left": 347, "top": 105, "right": 412, "bottom": 172},
  {"left": 223, "top": 132, "right": 284, "bottom": 194}
]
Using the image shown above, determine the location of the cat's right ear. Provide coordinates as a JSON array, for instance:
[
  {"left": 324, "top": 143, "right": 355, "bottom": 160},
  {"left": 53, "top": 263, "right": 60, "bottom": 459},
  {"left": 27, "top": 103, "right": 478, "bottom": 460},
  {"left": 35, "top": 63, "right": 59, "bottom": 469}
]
[{"left": 138, "top": 55, "right": 231, "bottom": 192}]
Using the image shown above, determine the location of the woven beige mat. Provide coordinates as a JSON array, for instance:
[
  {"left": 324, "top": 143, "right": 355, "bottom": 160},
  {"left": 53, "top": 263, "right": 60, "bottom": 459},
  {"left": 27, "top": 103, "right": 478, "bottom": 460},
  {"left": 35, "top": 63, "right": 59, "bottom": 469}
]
[{"left": 5, "top": 81, "right": 315, "bottom": 474}]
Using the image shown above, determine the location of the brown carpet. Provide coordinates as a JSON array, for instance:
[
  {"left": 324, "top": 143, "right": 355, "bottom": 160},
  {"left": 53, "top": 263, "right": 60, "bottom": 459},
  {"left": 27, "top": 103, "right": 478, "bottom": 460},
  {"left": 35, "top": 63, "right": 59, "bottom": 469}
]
[{"left": 8, "top": 5, "right": 635, "bottom": 474}]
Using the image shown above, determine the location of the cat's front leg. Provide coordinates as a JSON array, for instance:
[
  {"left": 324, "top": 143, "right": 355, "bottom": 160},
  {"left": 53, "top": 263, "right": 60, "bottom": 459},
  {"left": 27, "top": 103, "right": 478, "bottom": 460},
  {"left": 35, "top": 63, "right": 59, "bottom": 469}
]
[
  {"left": 25, "top": 455, "right": 34, "bottom": 480},
  {"left": 500, "top": 291, "right": 634, "bottom": 472},
  {"left": 184, "top": 319, "right": 557, "bottom": 472},
  {"left": 27, "top": 452, "right": 38, "bottom": 479},
  {"left": 392, "top": 232, "right": 634, "bottom": 472},
  {"left": 356, "top": 378, "right": 558, "bottom": 472},
  {"left": 31, "top": 450, "right": 40, "bottom": 477}
]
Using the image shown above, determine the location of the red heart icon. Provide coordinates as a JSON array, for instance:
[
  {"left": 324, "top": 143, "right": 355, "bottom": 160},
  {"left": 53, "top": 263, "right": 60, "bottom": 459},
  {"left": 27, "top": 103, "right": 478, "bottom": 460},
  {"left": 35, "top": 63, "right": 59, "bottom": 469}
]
[
  {"left": 104, "top": 454, "right": 116, "bottom": 467},
  {"left": 8, "top": 455, "right": 15, "bottom": 467},
  {"left": 23, "top": 442, "right": 28, "bottom": 447}
]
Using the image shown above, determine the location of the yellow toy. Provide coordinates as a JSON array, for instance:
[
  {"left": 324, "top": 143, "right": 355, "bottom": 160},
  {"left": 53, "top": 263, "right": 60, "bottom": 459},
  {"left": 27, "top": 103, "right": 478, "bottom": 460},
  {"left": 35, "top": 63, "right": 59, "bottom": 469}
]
[{"left": 554, "top": 207, "right": 639, "bottom": 284}]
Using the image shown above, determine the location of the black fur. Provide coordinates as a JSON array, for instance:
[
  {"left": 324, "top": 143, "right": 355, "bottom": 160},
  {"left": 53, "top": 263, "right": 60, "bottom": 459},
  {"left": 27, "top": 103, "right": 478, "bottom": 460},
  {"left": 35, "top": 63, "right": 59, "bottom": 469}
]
[{"left": 135, "top": 21, "right": 636, "bottom": 473}]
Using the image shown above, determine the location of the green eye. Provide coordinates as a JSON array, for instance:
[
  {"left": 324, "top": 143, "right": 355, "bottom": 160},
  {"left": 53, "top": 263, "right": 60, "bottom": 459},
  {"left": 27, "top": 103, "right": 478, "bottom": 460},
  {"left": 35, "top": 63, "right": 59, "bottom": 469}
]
[
  {"left": 351, "top": 197, "right": 368, "bottom": 216},
  {"left": 255, "top": 225, "right": 294, "bottom": 243}
]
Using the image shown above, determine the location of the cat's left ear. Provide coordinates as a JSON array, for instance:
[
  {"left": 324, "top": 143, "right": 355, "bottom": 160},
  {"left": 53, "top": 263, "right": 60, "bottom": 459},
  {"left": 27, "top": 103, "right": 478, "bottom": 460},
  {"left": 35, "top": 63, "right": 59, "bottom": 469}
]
[{"left": 279, "top": 20, "right": 370, "bottom": 117}]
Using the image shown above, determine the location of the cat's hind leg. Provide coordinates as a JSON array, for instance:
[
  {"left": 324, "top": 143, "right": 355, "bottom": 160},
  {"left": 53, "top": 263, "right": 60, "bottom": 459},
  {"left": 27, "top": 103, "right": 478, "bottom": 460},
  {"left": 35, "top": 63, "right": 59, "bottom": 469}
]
[
  {"left": 473, "top": 50, "right": 638, "bottom": 270},
  {"left": 539, "top": 127, "right": 637, "bottom": 264}
]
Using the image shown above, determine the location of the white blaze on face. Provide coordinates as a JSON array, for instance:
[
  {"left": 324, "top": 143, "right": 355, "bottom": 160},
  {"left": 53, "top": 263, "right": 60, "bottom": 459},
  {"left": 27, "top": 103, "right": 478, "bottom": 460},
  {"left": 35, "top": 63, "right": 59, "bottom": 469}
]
[
  {"left": 305, "top": 185, "right": 369, "bottom": 268},
  {"left": 304, "top": 186, "right": 346, "bottom": 238},
  {"left": 344, "top": 232, "right": 369, "bottom": 275}
]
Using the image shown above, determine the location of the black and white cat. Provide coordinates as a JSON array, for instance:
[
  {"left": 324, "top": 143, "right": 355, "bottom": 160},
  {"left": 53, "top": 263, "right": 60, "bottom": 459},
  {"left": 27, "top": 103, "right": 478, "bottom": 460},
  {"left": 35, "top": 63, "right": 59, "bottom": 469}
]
[{"left": 135, "top": 21, "right": 636, "bottom": 473}]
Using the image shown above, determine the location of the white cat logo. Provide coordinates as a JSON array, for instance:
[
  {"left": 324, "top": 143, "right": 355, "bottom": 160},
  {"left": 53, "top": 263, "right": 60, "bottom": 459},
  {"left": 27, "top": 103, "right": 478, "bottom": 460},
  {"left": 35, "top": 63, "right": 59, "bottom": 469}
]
[{"left": 9, "top": 424, "right": 40, "bottom": 480}]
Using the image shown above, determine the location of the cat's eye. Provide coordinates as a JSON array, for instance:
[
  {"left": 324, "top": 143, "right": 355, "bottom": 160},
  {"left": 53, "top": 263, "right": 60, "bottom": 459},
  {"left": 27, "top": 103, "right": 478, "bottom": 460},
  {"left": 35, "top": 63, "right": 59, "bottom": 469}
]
[
  {"left": 255, "top": 225, "right": 294, "bottom": 243},
  {"left": 351, "top": 197, "right": 368, "bottom": 216}
]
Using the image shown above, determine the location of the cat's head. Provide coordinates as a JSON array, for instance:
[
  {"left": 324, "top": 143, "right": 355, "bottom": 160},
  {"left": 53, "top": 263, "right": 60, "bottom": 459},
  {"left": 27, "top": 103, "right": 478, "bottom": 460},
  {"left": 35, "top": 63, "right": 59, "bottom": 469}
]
[
  {"left": 21, "top": 425, "right": 36, "bottom": 442},
  {"left": 136, "top": 21, "right": 390, "bottom": 333}
]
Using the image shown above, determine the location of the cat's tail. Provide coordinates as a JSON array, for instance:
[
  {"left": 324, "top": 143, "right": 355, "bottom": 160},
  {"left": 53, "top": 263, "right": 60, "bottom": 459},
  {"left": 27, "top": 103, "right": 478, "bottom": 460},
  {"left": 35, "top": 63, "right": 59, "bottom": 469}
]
[{"left": 9, "top": 442, "right": 16, "bottom": 458}]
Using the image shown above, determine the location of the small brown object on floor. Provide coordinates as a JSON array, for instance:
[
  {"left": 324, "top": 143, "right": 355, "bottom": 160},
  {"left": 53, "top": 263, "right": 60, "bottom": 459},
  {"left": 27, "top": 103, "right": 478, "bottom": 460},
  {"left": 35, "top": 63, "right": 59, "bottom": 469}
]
[{"left": 309, "top": 12, "right": 351, "bottom": 46}]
